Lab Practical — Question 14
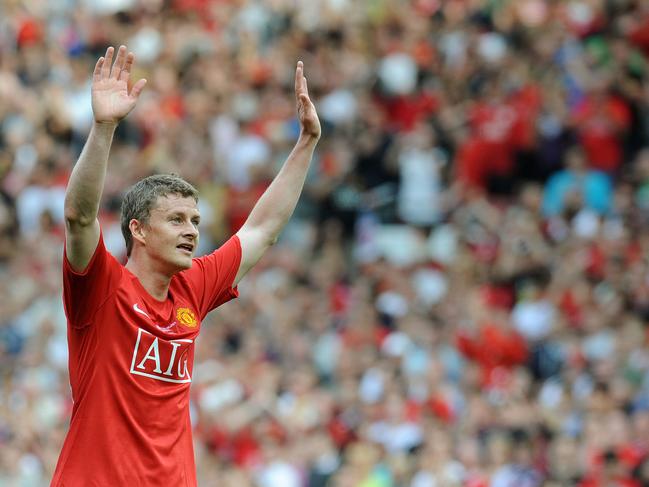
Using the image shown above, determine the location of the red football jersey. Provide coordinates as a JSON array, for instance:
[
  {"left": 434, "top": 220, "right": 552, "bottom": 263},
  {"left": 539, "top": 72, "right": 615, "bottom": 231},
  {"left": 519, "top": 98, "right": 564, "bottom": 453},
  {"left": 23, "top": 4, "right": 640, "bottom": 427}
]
[{"left": 51, "top": 233, "right": 241, "bottom": 486}]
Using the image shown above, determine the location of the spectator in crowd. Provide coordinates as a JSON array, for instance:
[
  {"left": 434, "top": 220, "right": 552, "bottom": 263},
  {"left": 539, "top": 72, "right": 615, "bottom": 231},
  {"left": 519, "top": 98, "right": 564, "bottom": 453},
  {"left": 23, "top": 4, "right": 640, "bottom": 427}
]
[{"left": 542, "top": 146, "right": 613, "bottom": 217}]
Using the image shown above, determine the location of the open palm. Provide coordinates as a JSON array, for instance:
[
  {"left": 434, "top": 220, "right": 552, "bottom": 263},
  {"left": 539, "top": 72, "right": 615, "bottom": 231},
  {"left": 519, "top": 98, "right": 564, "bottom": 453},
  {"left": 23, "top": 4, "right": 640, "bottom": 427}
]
[{"left": 92, "top": 46, "right": 146, "bottom": 124}]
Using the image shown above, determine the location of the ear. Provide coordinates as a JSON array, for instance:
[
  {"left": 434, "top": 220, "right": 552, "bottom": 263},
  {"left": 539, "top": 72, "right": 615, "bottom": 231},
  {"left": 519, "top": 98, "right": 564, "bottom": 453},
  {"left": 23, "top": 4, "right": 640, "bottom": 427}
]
[{"left": 129, "top": 219, "right": 147, "bottom": 247}]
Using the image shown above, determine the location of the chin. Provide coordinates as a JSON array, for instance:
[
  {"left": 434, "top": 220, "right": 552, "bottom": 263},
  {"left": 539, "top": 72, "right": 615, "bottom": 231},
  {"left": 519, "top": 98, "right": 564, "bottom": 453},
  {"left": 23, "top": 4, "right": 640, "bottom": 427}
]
[
  {"left": 168, "top": 255, "right": 193, "bottom": 274},
  {"left": 178, "top": 257, "right": 193, "bottom": 271}
]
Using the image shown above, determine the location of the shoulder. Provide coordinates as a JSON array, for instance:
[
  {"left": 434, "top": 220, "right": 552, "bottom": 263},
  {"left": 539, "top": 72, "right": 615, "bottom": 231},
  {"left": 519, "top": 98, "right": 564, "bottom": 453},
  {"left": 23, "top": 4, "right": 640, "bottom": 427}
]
[{"left": 63, "top": 233, "right": 124, "bottom": 280}]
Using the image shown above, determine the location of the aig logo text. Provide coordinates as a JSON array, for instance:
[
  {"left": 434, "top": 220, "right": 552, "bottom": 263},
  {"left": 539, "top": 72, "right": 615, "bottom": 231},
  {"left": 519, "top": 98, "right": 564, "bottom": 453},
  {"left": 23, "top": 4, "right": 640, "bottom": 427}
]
[{"left": 130, "top": 328, "right": 192, "bottom": 383}]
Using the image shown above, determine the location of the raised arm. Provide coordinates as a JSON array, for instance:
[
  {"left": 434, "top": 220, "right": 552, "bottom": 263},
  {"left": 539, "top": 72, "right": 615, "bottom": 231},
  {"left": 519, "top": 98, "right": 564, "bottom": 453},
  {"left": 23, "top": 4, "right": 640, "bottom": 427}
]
[
  {"left": 234, "top": 61, "right": 321, "bottom": 284},
  {"left": 64, "top": 45, "right": 146, "bottom": 272}
]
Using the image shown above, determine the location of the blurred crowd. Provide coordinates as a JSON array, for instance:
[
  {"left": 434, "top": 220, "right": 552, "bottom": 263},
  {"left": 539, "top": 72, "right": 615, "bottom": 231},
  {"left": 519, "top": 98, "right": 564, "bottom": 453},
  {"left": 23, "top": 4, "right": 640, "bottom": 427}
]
[{"left": 4, "top": 0, "right": 649, "bottom": 485}]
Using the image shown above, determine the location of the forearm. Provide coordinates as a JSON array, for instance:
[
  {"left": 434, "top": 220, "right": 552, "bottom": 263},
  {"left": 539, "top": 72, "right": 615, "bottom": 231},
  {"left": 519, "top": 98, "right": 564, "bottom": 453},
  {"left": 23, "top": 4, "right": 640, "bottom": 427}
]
[
  {"left": 64, "top": 122, "right": 116, "bottom": 225},
  {"left": 243, "top": 135, "right": 318, "bottom": 241}
]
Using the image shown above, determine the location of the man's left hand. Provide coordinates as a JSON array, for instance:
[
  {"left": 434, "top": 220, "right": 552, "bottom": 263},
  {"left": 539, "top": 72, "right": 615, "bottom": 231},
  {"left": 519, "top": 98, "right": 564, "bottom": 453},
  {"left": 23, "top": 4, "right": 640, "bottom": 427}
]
[{"left": 295, "top": 61, "right": 321, "bottom": 140}]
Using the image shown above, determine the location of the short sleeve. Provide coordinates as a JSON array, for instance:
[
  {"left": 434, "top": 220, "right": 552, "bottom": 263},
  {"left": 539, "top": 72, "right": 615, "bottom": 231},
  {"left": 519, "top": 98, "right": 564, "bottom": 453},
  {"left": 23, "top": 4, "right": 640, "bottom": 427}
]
[
  {"left": 62, "top": 233, "right": 122, "bottom": 329},
  {"left": 181, "top": 235, "right": 242, "bottom": 318}
]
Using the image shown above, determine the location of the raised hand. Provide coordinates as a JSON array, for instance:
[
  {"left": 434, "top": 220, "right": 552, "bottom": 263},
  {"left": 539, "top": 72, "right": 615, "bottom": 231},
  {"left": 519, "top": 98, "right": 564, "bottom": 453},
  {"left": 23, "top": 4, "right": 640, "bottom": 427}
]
[
  {"left": 295, "top": 61, "right": 321, "bottom": 140},
  {"left": 92, "top": 45, "right": 147, "bottom": 125}
]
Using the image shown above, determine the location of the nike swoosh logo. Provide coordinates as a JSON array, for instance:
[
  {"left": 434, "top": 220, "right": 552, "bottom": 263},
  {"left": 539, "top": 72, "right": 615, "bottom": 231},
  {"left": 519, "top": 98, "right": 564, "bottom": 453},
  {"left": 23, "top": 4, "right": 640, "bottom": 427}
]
[
  {"left": 133, "top": 303, "right": 151, "bottom": 320},
  {"left": 158, "top": 322, "right": 176, "bottom": 331},
  {"left": 133, "top": 303, "right": 176, "bottom": 331}
]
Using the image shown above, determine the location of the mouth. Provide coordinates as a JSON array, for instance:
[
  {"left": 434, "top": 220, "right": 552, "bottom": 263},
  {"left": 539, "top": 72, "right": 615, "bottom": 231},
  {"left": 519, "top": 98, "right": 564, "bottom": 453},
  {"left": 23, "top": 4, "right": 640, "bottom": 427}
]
[{"left": 176, "top": 243, "right": 194, "bottom": 255}]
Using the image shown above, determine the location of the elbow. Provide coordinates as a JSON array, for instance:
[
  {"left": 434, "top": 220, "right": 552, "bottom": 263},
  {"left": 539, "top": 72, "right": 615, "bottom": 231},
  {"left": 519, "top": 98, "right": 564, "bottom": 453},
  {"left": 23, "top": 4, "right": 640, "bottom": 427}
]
[
  {"left": 259, "top": 229, "right": 279, "bottom": 248},
  {"left": 240, "top": 221, "right": 281, "bottom": 247},
  {"left": 64, "top": 189, "right": 99, "bottom": 227},
  {"left": 64, "top": 205, "right": 95, "bottom": 228}
]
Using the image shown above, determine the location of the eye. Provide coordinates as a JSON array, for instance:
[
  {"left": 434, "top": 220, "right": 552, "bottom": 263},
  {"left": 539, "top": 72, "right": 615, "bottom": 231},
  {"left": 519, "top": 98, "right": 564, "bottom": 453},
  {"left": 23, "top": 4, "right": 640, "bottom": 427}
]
[
  {"left": 192, "top": 219, "right": 200, "bottom": 227},
  {"left": 171, "top": 216, "right": 182, "bottom": 224}
]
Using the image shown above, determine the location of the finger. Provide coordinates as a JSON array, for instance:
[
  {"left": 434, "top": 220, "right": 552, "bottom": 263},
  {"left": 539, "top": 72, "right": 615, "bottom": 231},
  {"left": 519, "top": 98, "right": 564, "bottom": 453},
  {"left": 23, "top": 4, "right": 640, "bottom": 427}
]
[
  {"left": 93, "top": 57, "right": 104, "bottom": 80},
  {"left": 295, "top": 60, "right": 304, "bottom": 98},
  {"left": 102, "top": 46, "right": 114, "bottom": 78},
  {"left": 110, "top": 45, "right": 127, "bottom": 79},
  {"left": 129, "top": 78, "right": 147, "bottom": 99},
  {"left": 119, "top": 52, "right": 135, "bottom": 82}
]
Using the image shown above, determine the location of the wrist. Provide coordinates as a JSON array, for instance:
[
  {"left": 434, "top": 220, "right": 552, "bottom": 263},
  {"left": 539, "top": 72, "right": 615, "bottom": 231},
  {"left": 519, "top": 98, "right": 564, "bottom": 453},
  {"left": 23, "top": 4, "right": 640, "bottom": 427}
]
[
  {"left": 297, "top": 132, "right": 320, "bottom": 147},
  {"left": 92, "top": 120, "right": 118, "bottom": 132}
]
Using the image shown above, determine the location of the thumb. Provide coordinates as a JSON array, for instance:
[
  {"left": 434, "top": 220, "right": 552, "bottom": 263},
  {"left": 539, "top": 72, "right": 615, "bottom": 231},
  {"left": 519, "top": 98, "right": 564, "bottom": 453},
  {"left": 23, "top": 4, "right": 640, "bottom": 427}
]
[{"left": 130, "top": 78, "right": 147, "bottom": 99}]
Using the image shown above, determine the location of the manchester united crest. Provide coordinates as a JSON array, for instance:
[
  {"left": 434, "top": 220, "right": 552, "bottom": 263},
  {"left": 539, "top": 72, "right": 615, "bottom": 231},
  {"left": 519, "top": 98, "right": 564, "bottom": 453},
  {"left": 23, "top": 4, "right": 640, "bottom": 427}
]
[{"left": 176, "top": 307, "right": 198, "bottom": 328}]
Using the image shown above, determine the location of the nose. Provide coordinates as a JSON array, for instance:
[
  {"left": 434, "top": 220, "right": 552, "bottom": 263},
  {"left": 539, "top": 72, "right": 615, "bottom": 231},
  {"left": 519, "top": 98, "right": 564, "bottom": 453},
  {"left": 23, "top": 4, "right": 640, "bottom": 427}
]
[{"left": 183, "top": 222, "right": 198, "bottom": 239}]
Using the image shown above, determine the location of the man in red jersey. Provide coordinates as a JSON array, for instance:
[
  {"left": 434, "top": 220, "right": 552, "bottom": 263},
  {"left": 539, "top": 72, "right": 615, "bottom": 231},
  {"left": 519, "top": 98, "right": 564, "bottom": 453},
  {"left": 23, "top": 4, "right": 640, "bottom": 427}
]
[{"left": 51, "top": 45, "right": 320, "bottom": 486}]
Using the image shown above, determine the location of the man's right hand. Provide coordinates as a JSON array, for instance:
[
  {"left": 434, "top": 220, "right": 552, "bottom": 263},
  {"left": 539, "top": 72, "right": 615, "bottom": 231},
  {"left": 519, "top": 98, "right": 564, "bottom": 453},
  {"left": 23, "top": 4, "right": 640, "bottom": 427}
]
[{"left": 92, "top": 45, "right": 147, "bottom": 125}]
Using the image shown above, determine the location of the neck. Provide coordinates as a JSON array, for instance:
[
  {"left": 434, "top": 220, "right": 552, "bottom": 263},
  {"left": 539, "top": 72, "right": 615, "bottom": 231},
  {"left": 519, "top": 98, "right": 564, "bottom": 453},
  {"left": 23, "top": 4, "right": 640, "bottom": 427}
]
[{"left": 125, "top": 255, "right": 173, "bottom": 301}]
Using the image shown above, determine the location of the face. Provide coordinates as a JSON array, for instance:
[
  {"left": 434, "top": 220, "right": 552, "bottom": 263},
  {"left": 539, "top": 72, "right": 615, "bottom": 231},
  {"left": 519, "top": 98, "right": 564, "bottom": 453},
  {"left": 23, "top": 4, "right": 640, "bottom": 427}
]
[{"left": 131, "top": 193, "right": 200, "bottom": 274}]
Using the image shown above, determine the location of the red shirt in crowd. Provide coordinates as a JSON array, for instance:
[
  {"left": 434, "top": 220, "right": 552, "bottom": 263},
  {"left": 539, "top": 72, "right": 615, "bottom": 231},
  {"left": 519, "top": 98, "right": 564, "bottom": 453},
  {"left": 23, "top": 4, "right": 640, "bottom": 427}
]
[
  {"left": 51, "top": 233, "right": 241, "bottom": 487},
  {"left": 376, "top": 90, "right": 439, "bottom": 132},
  {"left": 628, "top": 13, "right": 649, "bottom": 57},
  {"left": 456, "top": 322, "right": 529, "bottom": 387},
  {"left": 509, "top": 84, "right": 543, "bottom": 150},
  {"left": 579, "top": 477, "right": 640, "bottom": 487},
  {"left": 457, "top": 99, "right": 519, "bottom": 189},
  {"left": 572, "top": 94, "right": 631, "bottom": 173}
]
